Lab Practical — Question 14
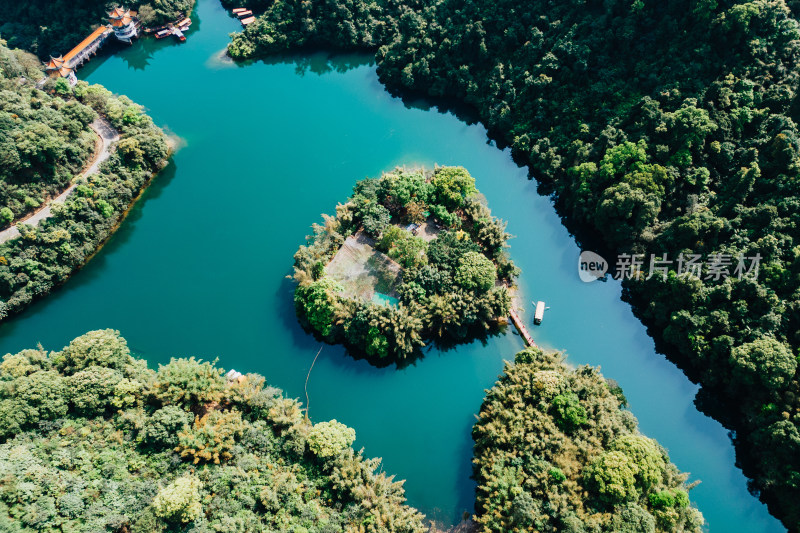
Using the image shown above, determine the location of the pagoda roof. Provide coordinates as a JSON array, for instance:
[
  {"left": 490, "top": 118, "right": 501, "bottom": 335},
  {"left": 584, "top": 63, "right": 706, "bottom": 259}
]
[
  {"left": 63, "top": 26, "right": 110, "bottom": 63},
  {"left": 44, "top": 55, "right": 65, "bottom": 70},
  {"left": 108, "top": 6, "right": 130, "bottom": 19}
]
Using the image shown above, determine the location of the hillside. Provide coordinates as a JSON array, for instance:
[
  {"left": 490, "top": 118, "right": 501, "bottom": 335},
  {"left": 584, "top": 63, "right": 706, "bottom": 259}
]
[
  {"left": 473, "top": 347, "right": 704, "bottom": 532},
  {"left": 0, "top": 39, "right": 170, "bottom": 320},
  {"left": 0, "top": 330, "right": 426, "bottom": 532}
]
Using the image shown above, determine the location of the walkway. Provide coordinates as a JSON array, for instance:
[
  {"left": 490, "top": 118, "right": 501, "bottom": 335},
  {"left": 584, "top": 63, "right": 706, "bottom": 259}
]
[
  {"left": 0, "top": 117, "right": 119, "bottom": 245},
  {"left": 509, "top": 307, "right": 536, "bottom": 347}
]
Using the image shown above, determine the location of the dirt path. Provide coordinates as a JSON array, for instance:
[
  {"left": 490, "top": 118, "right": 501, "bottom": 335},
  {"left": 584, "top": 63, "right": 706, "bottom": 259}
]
[{"left": 0, "top": 117, "right": 120, "bottom": 245}]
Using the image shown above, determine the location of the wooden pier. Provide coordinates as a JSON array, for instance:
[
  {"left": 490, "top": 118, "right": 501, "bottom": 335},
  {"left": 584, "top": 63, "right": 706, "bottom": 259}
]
[{"left": 509, "top": 308, "right": 536, "bottom": 347}]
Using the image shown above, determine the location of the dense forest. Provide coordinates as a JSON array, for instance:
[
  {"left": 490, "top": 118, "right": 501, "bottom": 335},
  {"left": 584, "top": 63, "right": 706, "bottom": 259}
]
[
  {"left": 473, "top": 347, "right": 704, "bottom": 532},
  {"left": 0, "top": 43, "right": 96, "bottom": 227},
  {"left": 225, "top": 0, "right": 800, "bottom": 528},
  {"left": 0, "top": 40, "right": 169, "bottom": 321},
  {"left": 293, "top": 167, "right": 517, "bottom": 364},
  {"left": 0, "top": 329, "right": 426, "bottom": 532},
  {"left": 0, "top": 0, "right": 195, "bottom": 58}
]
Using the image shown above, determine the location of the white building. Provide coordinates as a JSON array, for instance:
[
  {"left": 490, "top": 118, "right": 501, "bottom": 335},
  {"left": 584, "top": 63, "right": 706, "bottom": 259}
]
[{"left": 109, "top": 7, "right": 138, "bottom": 43}]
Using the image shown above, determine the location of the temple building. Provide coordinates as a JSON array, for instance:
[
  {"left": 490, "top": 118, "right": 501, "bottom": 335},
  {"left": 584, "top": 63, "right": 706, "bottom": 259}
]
[
  {"left": 43, "top": 25, "right": 112, "bottom": 85},
  {"left": 108, "top": 7, "right": 139, "bottom": 43}
]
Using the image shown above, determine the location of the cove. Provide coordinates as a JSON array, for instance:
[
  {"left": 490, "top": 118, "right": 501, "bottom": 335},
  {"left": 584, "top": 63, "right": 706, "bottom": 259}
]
[{"left": 0, "top": 0, "right": 784, "bottom": 530}]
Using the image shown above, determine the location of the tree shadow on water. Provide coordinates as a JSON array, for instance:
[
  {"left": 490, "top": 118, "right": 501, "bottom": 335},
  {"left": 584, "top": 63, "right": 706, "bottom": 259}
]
[{"left": 241, "top": 48, "right": 375, "bottom": 77}]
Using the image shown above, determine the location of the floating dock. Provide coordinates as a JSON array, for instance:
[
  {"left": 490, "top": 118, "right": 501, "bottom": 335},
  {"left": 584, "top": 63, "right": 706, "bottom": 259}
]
[{"left": 509, "top": 308, "right": 536, "bottom": 347}]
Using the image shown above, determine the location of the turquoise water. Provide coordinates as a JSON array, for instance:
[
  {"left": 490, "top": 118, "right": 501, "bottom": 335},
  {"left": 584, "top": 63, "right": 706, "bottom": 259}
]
[
  {"left": 0, "top": 0, "right": 784, "bottom": 529},
  {"left": 372, "top": 292, "right": 399, "bottom": 307}
]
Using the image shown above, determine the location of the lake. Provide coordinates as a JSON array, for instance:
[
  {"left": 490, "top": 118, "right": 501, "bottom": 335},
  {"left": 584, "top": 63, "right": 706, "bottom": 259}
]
[{"left": 0, "top": 0, "right": 784, "bottom": 529}]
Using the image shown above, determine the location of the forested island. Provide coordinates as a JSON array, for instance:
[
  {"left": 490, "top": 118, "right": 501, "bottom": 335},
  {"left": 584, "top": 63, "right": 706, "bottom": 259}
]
[
  {"left": 0, "top": 40, "right": 169, "bottom": 320},
  {"left": 224, "top": 0, "right": 800, "bottom": 527},
  {"left": 0, "top": 330, "right": 425, "bottom": 531},
  {"left": 474, "top": 347, "right": 704, "bottom": 533},
  {"left": 292, "top": 167, "right": 517, "bottom": 364}
]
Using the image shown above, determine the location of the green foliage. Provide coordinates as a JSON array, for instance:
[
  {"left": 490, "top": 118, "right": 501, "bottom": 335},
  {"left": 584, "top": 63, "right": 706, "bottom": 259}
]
[
  {"left": 454, "top": 251, "right": 496, "bottom": 292},
  {"left": 0, "top": 332, "right": 426, "bottom": 532},
  {"left": 294, "top": 276, "right": 343, "bottom": 337},
  {"left": 430, "top": 166, "right": 476, "bottom": 209},
  {"left": 730, "top": 337, "right": 797, "bottom": 391},
  {"left": 308, "top": 419, "right": 356, "bottom": 458},
  {"left": 584, "top": 450, "right": 640, "bottom": 505},
  {"left": 175, "top": 409, "right": 245, "bottom": 464},
  {"left": 67, "top": 366, "right": 123, "bottom": 415},
  {"left": 152, "top": 357, "right": 226, "bottom": 409},
  {"left": 473, "top": 347, "right": 703, "bottom": 532},
  {"left": 53, "top": 329, "right": 131, "bottom": 375},
  {"left": 378, "top": 226, "right": 428, "bottom": 268},
  {"left": 141, "top": 405, "right": 192, "bottom": 447},
  {"left": 152, "top": 474, "right": 203, "bottom": 523},
  {"left": 427, "top": 230, "right": 480, "bottom": 272},
  {"left": 550, "top": 391, "right": 587, "bottom": 431}
]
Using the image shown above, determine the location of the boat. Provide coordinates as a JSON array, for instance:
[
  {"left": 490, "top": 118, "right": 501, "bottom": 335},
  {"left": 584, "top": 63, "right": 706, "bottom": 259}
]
[
  {"left": 177, "top": 17, "right": 192, "bottom": 30},
  {"left": 232, "top": 7, "right": 247, "bottom": 13},
  {"left": 237, "top": 10, "right": 253, "bottom": 18},
  {"left": 240, "top": 16, "right": 256, "bottom": 26},
  {"left": 172, "top": 28, "right": 185, "bottom": 42},
  {"left": 155, "top": 28, "right": 171, "bottom": 39},
  {"left": 533, "top": 301, "right": 545, "bottom": 325}
]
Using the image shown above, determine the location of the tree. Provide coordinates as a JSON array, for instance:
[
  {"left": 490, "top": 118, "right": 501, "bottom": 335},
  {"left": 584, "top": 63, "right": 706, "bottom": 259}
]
[
  {"left": 361, "top": 202, "right": 391, "bottom": 236},
  {"left": 0, "top": 207, "right": 13, "bottom": 226},
  {"left": 54, "top": 329, "right": 131, "bottom": 375},
  {"left": 551, "top": 391, "right": 587, "bottom": 431},
  {"left": 15, "top": 370, "right": 68, "bottom": 420},
  {"left": 455, "top": 251, "right": 496, "bottom": 292},
  {"left": 141, "top": 406, "right": 192, "bottom": 447},
  {"left": 431, "top": 166, "right": 477, "bottom": 209},
  {"left": 308, "top": 419, "right": 356, "bottom": 458},
  {"left": 152, "top": 475, "right": 203, "bottom": 523},
  {"left": 152, "top": 357, "right": 226, "bottom": 409},
  {"left": 730, "top": 337, "right": 797, "bottom": 391},
  {"left": 583, "top": 450, "right": 640, "bottom": 505},
  {"left": 176, "top": 409, "right": 245, "bottom": 464},
  {"left": 294, "top": 277, "right": 343, "bottom": 337},
  {"left": 610, "top": 435, "right": 666, "bottom": 490},
  {"left": 54, "top": 77, "right": 71, "bottom": 96},
  {"left": 67, "top": 366, "right": 123, "bottom": 415}
]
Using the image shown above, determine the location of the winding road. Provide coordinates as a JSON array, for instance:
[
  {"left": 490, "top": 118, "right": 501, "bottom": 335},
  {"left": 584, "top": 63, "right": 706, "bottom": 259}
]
[{"left": 0, "top": 117, "right": 120, "bottom": 245}]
